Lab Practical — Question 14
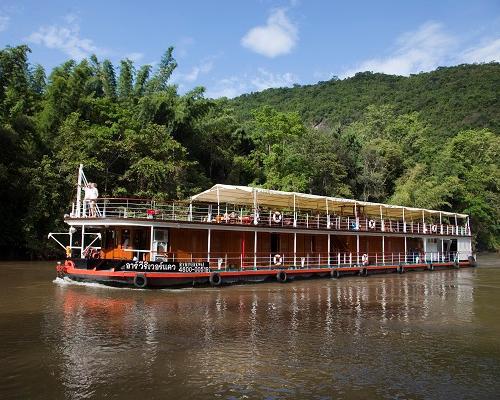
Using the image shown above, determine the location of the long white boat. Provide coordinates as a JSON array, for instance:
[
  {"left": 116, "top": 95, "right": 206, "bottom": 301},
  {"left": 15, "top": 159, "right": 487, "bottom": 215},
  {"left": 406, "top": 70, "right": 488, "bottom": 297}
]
[{"left": 51, "top": 165, "right": 476, "bottom": 288}]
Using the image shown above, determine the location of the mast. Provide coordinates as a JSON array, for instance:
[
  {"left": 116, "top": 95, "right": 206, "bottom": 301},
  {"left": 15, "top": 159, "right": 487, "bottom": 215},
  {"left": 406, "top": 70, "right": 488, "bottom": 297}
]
[{"left": 76, "top": 164, "right": 83, "bottom": 217}]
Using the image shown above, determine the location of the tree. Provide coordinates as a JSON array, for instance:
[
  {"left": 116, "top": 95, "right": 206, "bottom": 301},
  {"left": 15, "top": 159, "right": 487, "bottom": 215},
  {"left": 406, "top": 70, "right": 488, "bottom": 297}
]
[
  {"left": 101, "top": 59, "right": 117, "bottom": 99},
  {"left": 118, "top": 59, "right": 134, "bottom": 100}
]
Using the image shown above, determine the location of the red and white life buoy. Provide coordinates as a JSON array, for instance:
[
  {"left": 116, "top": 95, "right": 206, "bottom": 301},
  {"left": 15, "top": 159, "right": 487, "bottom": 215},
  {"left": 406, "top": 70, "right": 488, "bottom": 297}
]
[
  {"left": 368, "top": 219, "right": 376, "bottom": 229},
  {"left": 273, "top": 254, "right": 282, "bottom": 266},
  {"left": 273, "top": 211, "right": 282, "bottom": 223},
  {"left": 431, "top": 224, "right": 437, "bottom": 233}
]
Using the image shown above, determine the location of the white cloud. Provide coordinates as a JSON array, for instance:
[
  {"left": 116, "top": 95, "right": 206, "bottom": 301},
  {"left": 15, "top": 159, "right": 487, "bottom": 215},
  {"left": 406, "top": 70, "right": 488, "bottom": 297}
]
[
  {"left": 207, "top": 68, "right": 298, "bottom": 98},
  {"left": 251, "top": 68, "right": 297, "bottom": 90},
  {"left": 27, "top": 17, "right": 104, "bottom": 60},
  {"left": 177, "top": 59, "right": 214, "bottom": 82},
  {"left": 461, "top": 38, "right": 500, "bottom": 63},
  {"left": 176, "top": 36, "right": 195, "bottom": 58},
  {"left": 0, "top": 14, "right": 9, "bottom": 32},
  {"left": 342, "top": 22, "right": 456, "bottom": 77},
  {"left": 125, "top": 52, "right": 144, "bottom": 63},
  {"left": 241, "top": 8, "right": 298, "bottom": 58},
  {"left": 207, "top": 76, "right": 250, "bottom": 99}
]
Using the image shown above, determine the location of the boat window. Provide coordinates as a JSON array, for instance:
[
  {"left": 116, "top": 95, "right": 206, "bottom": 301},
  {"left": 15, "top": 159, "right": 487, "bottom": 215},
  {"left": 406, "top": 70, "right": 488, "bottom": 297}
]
[{"left": 121, "top": 229, "right": 130, "bottom": 248}]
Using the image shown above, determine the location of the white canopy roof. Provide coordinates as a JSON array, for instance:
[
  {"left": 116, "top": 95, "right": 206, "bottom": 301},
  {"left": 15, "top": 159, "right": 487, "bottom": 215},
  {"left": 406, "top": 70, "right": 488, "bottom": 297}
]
[{"left": 190, "top": 184, "right": 468, "bottom": 220}]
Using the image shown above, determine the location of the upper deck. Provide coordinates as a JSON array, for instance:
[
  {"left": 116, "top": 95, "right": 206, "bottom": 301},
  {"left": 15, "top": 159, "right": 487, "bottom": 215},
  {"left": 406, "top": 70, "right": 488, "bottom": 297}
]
[{"left": 67, "top": 184, "right": 471, "bottom": 238}]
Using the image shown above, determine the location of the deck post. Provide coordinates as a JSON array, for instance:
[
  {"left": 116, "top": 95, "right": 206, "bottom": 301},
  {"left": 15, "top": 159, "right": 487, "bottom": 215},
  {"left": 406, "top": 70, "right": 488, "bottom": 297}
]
[
  {"left": 150, "top": 225, "right": 154, "bottom": 261},
  {"left": 454, "top": 213, "right": 458, "bottom": 235},
  {"left": 441, "top": 238, "right": 445, "bottom": 262},
  {"left": 439, "top": 212, "right": 443, "bottom": 235},
  {"left": 382, "top": 235, "right": 385, "bottom": 264},
  {"left": 80, "top": 224, "right": 85, "bottom": 258},
  {"left": 404, "top": 236, "right": 407, "bottom": 264},
  {"left": 254, "top": 230, "right": 257, "bottom": 270},
  {"left": 326, "top": 199, "right": 330, "bottom": 229},
  {"left": 402, "top": 208, "right": 406, "bottom": 233},
  {"left": 380, "top": 205, "right": 384, "bottom": 232},
  {"left": 294, "top": 232, "right": 297, "bottom": 268},
  {"left": 422, "top": 210, "right": 425, "bottom": 233},
  {"left": 253, "top": 189, "right": 258, "bottom": 225},
  {"left": 354, "top": 202, "right": 359, "bottom": 228},
  {"left": 76, "top": 164, "right": 83, "bottom": 217},
  {"left": 293, "top": 194, "right": 297, "bottom": 227},
  {"left": 327, "top": 233, "right": 331, "bottom": 266},
  {"left": 189, "top": 202, "right": 193, "bottom": 222},
  {"left": 207, "top": 228, "right": 211, "bottom": 264},
  {"left": 356, "top": 234, "right": 360, "bottom": 265},
  {"left": 423, "top": 237, "right": 427, "bottom": 262},
  {"left": 216, "top": 186, "right": 220, "bottom": 217}
]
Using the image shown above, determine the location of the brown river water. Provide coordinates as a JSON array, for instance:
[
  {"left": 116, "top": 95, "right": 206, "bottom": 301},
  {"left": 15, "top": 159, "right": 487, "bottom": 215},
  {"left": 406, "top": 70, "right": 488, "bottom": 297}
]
[{"left": 1, "top": 255, "right": 499, "bottom": 399}]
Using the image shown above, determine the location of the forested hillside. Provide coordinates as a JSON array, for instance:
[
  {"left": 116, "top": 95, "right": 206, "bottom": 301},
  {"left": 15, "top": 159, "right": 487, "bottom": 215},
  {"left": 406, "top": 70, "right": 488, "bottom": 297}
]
[
  {"left": 0, "top": 45, "right": 498, "bottom": 258},
  {"left": 232, "top": 64, "right": 500, "bottom": 136}
]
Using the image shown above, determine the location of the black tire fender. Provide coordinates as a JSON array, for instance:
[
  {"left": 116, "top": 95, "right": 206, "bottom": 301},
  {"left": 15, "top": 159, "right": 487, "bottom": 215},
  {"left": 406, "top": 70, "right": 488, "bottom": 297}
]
[
  {"left": 468, "top": 256, "right": 477, "bottom": 268},
  {"left": 276, "top": 270, "right": 287, "bottom": 282},
  {"left": 133, "top": 273, "right": 148, "bottom": 288},
  {"left": 209, "top": 272, "right": 222, "bottom": 286}
]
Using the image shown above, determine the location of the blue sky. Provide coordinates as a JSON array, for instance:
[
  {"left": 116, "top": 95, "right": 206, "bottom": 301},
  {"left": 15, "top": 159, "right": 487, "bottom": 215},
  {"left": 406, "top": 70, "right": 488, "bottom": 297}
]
[{"left": 1, "top": 0, "right": 499, "bottom": 98}]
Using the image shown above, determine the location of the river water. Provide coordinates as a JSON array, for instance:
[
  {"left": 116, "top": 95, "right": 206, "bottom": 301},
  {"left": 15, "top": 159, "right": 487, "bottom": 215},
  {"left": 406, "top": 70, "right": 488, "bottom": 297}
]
[{"left": 1, "top": 255, "right": 499, "bottom": 399}]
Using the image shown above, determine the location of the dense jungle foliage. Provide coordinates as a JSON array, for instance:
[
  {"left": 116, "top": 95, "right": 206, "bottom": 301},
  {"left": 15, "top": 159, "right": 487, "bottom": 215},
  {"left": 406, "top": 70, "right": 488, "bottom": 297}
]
[{"left": 0, "top": 45, "right": 498, "bottom": 258}]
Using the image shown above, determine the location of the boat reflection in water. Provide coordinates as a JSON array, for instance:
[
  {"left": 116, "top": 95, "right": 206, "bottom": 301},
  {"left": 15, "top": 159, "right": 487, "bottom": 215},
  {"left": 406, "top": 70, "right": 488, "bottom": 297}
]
[{"left": 47, "top": 267, "right": 487, "bottom": 399}]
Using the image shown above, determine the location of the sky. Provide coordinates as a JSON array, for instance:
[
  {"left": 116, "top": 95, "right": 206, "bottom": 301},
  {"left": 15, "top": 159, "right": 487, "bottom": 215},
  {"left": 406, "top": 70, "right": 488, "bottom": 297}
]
[{"left": 0, "top": 0, "right": 499, "bottom": 98}]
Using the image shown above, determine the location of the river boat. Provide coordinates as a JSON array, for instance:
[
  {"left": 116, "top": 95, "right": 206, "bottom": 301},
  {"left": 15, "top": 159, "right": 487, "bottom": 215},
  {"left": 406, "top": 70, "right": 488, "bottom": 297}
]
[{"left": 51, "top": 165, "right": 476, "bottom": 288}]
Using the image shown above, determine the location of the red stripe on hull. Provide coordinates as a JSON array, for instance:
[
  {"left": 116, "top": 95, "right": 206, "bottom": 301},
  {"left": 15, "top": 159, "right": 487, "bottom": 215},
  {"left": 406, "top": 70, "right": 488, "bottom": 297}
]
[{"left": 57, "top": 259, "right": 475, "bottom": 288}]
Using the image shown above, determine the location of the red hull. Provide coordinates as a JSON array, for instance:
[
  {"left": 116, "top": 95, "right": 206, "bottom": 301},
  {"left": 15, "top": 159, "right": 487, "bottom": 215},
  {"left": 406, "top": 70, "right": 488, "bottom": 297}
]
[{"left": 56, "top": 259, "right": 475, "bottom": 289}]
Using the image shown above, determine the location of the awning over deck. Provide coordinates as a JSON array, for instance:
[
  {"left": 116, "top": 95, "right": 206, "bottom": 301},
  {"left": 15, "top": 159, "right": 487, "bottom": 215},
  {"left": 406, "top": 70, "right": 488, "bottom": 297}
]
[{"left": 190, "top": 184, "right": 468, "bottom": 220}]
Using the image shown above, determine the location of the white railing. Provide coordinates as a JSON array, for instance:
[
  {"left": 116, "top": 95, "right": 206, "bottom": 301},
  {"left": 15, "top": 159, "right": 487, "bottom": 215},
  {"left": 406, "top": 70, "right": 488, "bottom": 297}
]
[
  {"left": 145, "top": 250, "right": 471, "bottom": 270},
  {"left": 70, "top": 198, "right": 471, "bottom": 237}
]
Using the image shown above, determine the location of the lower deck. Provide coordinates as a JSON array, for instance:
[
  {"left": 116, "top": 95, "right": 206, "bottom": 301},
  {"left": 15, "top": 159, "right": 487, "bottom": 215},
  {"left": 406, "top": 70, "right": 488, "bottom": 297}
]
[{"left": 68, "top": 224, "right": 472, "bottom": 269}]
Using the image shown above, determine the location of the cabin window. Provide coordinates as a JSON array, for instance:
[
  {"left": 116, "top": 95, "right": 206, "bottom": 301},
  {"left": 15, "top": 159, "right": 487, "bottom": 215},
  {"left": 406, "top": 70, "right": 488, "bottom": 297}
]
[
  {"left": 103, "top": 229, "right": 115, "bottom": 249},
  {"left": 311, "top": 236, "right": 316, "bottom": 252},
  {"left": 121, "top": 229, "right": 130, "bottom": 248},
  {"left": 271, "top": 233, "right": 280, "bottom": 253},
  {"left": 133, "top": 229, "right": 148, "bottom": 250}
]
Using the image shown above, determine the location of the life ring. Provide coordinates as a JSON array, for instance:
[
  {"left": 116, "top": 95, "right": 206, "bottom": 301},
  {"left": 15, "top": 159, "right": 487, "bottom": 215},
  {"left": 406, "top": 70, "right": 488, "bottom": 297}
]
[
  {"left": 276, "top": 271, "right": 287, "bottom": 282},
  {"left": 431, "top": 224, "right": 437, "bottom": 233},
  {"left": 273, "top": 211, "right": 282, "bottom": 223},
  {"left": 133, "top": 273, "right": 148, "bottom": 288},
  {"left": 209, "top": 272, "right": 222, "bottom": 286},
  {"left": 91, "top": 248, "right": 100, "bottom": 259},
  {"left": 368, "top": 219, "right": 376, "bottom": 229},
  {"left": 361, "top": 254, "right": 369, "bottom": 266},
  {"left": 273, "top": 254, "right": 282, "bottom": 266}
]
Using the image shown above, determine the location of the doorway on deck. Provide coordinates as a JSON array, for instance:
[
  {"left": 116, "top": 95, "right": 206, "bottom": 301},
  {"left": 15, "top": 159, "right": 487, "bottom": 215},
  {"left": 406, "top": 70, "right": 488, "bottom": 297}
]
[{"left": 271, "top": 233, "right": 280, "bottom": 254}]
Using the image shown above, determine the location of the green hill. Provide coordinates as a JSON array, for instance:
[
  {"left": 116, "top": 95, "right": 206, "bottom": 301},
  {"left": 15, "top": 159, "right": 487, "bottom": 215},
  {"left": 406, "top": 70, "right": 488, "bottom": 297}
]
[{"left": 231, "top": 63, "right": 500, "bottom": 135}]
